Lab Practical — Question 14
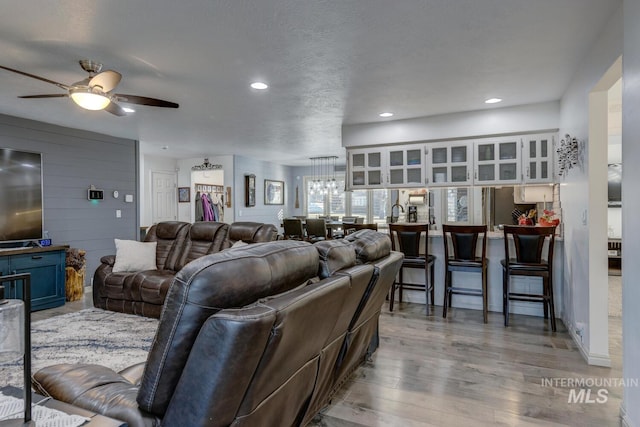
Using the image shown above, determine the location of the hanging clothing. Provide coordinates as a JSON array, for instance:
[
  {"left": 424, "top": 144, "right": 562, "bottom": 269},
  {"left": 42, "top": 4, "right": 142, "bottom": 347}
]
[
  {"left": 215, "top": 199, "right": 224, "bottom": 222},
  {"left": 202, "top": 192, "right": 215, "bottom": 221},
  {"left": 195, "top": 191, "right": 204, "bottom": 221}
]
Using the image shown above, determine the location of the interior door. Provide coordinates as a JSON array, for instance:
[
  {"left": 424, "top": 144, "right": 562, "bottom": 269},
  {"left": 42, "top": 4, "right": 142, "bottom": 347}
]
[{"left": 151, "top": 171, "right": 177, "bottom": 223}]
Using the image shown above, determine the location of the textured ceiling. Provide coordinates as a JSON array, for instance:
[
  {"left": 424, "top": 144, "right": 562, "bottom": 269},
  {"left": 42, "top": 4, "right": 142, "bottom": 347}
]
[{"left": 0, "top": 0, "right": 620, "bottom": 165}]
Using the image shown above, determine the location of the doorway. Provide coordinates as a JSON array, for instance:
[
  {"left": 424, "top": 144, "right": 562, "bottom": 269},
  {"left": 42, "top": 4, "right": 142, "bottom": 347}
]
[
  {"left": 587, "top": 57, "right": 622, "bottom": 366},
  {"left": 151, "top": 171, "right": 177, "bottom": 223},
  {"left": 607, "top": 79, "right": 622, "bottom": 317}
]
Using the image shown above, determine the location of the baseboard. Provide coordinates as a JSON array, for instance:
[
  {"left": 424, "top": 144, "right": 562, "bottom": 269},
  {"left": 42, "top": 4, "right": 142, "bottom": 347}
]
[{"left": 569, "top": 327, "right": 612, "bottom": 367}]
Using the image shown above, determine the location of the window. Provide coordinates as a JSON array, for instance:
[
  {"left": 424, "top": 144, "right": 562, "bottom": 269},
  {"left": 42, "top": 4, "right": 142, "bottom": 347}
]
[
  {"left": 305, "top": 175, "right": 389, "bottom": 223},
  {"left": 445, "top": 187, "right": 469, "bottom": 223},
  {"left": 371, "top": 189, "right": 389, "bottom": 224}
]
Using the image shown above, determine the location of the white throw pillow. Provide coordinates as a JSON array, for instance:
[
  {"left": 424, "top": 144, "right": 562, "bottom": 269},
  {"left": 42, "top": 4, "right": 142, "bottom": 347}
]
[
  {"left": 232, "top": 240, "right": 249, "bottom": 248},
  {"left": 112, "top": 239, "right": 158, "bottom": 273}
]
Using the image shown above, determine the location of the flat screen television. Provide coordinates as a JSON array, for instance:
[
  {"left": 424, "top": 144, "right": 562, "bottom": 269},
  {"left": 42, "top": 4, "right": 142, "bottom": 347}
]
[
  {"left": 608, "top": 163, "right": 622, "bottom": 207},
  {"left": 0, "top": 148, "right": 43, "bottom": 244}
]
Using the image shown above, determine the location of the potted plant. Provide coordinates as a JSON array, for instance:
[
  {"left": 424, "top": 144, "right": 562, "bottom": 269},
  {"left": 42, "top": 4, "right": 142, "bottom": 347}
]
[
  {"left": 538, "top": 209, "right": 560, "bottom": 227},
  {"left": 518, "top": 209, "right": 536, "bottom": 225}
]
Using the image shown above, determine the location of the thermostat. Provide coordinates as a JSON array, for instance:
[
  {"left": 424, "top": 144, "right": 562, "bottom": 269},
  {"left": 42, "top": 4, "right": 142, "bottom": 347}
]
[{"left": 88, "top": 185, "right": 104, "bottom": 200}]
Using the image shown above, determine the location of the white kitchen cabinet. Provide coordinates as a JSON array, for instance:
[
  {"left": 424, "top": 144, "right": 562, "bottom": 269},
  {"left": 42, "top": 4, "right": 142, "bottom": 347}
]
[
  {"left": 386, "top": 145, "right": 426, "bottom": 187},
  {"left": 522, "top": 134, "right": 554, "bottom": 183},
  {"left": 348, "top": 148, "right": 385, "bottom": 189},
  {"left": 426, "top": 141, "right": 473, "bottom": 186},
  {"left": 473, "top": 137, "right": 521, "bottom": 185}
]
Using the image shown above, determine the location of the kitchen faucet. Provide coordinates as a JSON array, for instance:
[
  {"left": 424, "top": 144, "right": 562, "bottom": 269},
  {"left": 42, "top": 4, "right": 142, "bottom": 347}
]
[{"left": 390, "top": 201, "right": 404, "bottom": 223}]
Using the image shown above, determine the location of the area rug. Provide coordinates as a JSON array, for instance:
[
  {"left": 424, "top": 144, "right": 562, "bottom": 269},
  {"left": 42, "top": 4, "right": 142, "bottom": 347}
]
[{"left": 1, "top": 309, "right": 158, "bottom": 388}]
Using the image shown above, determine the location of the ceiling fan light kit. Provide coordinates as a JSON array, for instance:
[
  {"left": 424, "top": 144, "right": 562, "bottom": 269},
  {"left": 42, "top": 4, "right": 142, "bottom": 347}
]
[
  {"left": 0, "top": 60, "right": 179, "bottom": 116},
  {"left": 69, "top": 88, "right": 111, "bottom": 110}
]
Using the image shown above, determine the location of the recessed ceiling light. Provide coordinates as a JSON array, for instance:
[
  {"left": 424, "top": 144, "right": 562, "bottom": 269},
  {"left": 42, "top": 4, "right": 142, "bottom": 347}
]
[
  {"left": 122, "top": 107, "right": 135, "bottom": 113},
  {"left": 485, "top": 98, "right": 502, "bottom": 104},
  {"left": 251, "top": 82, "right": 269, "bottom": 90},
  {"left": 379, "top": 112, "right": 394, "bottom": 118}
]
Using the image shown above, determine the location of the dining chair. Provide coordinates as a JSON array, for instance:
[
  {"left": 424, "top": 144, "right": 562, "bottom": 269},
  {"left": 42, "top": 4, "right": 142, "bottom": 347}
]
[
  {"left": 305, "top": 218, "right": 328, "bottom": 242},
  {"left": 341, "top": 216, "right": 357, "bottom": 224},
  {"left": 442, "top": 224, "right": 488, "bottom": 323},
  {"left": 388, "top": 223, "right": 436, "bottom": 315},
  {"left": 283, "top": 218, "right": 305, "bottom": 241},
  {"left": 344, "top": 223, "right": 378, "bottom": 235},
  {"left": 502, "top": 225, "right": 557, "bottom": 331}
]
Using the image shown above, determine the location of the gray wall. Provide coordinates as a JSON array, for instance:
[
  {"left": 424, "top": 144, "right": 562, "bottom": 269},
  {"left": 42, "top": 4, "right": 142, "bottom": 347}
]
[
  {"left": 233, "top": 155, "right": 291, "bottom": 230},
  {"left": 0, "top": 113, "right": 138, "bottom": 282},
  {"left": 623, "top": 0, "right": 640, "bottom": 424}
]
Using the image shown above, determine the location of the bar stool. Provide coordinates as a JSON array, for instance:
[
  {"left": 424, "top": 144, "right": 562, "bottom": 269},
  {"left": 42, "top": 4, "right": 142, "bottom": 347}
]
[
  {"left": 442, "top": 224, "right": 489, "bottom": 323},
  {"left": 388, "top": 223, "right": 436, "bottom": 315},
  {"left": 501, "top": 225, "right": 557, "bottom": 331}
]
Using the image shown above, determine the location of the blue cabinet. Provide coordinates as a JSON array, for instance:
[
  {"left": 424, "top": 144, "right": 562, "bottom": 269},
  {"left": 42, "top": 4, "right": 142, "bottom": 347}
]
[{"left": 0, "top": 247, "right": 66, "bottom": 311}]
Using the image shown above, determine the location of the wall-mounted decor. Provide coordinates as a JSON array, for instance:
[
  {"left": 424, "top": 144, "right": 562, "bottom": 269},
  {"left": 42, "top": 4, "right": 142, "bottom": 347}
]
[
  {"left": 556, "top": 134, "right": 580, "bottom": 176},
  {"left": 191, "top": 158, "right": 223, "bottom": 171},
  {"left": 245, "top": 174, "right": 256, "bottom": 207},
  {"left": 178, "top": 187, "right": 190, "bottom": 203},
  {"left": 264, "top": 179, "right": 284, "bottom": 205},
  {"left": 225, "top": 186, "right": 232, "bottom": 208}
]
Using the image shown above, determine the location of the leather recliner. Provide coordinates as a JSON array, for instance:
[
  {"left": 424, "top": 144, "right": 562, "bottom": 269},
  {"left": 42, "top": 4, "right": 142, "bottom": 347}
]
[
  {"left": 93, "top": 221, "right": 278, "bottom": 318},
  {"left": 34, "top": 231, "right": 402, "bottom": 427}
]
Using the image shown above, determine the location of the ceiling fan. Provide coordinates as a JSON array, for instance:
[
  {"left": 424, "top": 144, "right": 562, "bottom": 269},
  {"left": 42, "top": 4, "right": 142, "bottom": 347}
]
[{"left": 0, "top": 59, "right": 179, "bottom": 116}]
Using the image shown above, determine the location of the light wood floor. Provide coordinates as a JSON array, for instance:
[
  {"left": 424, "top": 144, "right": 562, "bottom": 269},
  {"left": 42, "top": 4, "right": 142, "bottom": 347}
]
[{"left": 34, "top": 289, "right": 623, "bottom": 427}]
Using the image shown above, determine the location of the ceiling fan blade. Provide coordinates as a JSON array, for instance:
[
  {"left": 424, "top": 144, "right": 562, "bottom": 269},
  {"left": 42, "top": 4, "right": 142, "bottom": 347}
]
[
  {"left": 89, "top": 70, "right": 122, "bottom": 92},
  {"left": 19, "top": 94, "right": 68, "bottom": 99},
  {"left": 105, "top": 101, "right": 126, "bottom": 116},
  {"left": 0, "top": 65, "right": 71, "bottom": 90},
  {"left": 114, "top": 94, "right": 179, "bottom": 108}
]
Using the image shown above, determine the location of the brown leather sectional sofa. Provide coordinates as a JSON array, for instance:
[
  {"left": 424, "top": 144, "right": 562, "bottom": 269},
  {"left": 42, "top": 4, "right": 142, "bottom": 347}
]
[
  {"left": 34, "top": 230, "right": 403, "bottom": 427},
  {"left": 93, "top": 221, "right": 278, "bottom": 318}
]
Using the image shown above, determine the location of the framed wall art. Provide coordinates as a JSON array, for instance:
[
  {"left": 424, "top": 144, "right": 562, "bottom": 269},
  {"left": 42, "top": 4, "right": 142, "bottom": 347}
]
[
  {"left": 264, "top": 179, "right": 284, "bottom": 205},
  {"left": 245, "top": 174, "right": 256, "bottom": 207},
  {"left": 178, "top": 187, "right": 190, "bottom": 203}
]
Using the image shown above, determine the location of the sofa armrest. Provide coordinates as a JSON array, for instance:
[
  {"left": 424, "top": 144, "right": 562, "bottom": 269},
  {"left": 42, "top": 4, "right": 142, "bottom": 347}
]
[
  {"left": 118, "top": 362, "right": 146, "bottom": 386},
  {"left": 100, "top": 255, "right": 116, "bottom": 266},
  {"left": 33, "top": 364, "right": 157, "bottom": 427}
]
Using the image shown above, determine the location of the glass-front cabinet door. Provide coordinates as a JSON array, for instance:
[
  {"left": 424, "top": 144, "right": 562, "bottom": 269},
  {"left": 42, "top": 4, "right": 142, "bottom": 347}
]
[
  {"left": 522, "top": 134, "right": 554, "bottom": 183},
  {"left": 386, "top": 145, "right": 425, "bottom": 187},
  {"left": 426, "top": 141, "right": 472, "bottom": 186},
  {"left": 348, "top": 148, "right": 385, "bottom": 189},
  {"left": 473, "top": 138, "right": 521, "bottom": 185}
]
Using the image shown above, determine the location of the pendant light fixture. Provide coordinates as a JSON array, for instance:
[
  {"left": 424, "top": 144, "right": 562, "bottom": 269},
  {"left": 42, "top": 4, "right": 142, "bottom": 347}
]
[{"left": 309, "top": 156, "right": 338, "bottom": 196}]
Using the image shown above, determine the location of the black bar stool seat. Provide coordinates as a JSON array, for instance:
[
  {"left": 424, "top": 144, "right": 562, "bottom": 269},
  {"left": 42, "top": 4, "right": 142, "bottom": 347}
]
[
  {"left": 442, "top": 224, "right": 489, "bottom": 323},
  {"left": 501, "top": 225, "right": 557, "bottom": 332},
  {"left": 388, "top": 223, "right": 436, "bottom": 316}
]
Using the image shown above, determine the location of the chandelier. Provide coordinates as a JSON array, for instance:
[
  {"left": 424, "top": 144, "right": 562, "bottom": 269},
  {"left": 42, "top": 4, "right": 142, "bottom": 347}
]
[
  {"left": 191, "top": 158, "right": 223, "bottom": 171},
  {"left": 309, "top": 156, "right": 338, "bottom": 195}
]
